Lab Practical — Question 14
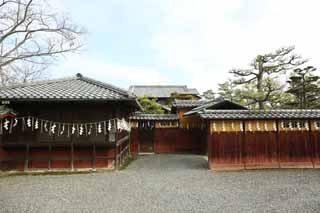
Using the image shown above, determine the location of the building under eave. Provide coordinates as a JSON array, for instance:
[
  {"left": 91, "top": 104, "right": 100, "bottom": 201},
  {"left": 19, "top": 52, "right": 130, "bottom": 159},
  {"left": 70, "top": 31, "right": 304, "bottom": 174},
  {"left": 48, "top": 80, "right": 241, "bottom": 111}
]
[
  {"left": 130, "top": 98, "right": 320, "bottom": 170},
  {"left": 129, "top": 85, "right": 201, "bottom": 112},
  {"left": 0, "top": 73, "right": 139, "bottom": 171}
]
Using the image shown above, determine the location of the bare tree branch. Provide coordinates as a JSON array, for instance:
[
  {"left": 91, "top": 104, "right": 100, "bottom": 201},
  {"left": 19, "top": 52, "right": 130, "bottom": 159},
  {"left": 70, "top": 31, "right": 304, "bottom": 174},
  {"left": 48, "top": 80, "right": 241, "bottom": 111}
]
[{"left": 0, "top": 0, "right": 85, "bottom": 85}]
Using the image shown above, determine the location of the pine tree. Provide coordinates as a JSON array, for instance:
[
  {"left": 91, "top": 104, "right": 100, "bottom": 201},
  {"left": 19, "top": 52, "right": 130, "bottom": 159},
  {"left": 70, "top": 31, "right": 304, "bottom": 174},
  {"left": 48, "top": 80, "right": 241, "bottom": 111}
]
[
  {"left": 230, "top": 46, "right": 306, "bottom": 109},
  {"left": 286, "top": 66, "right": 320, "bottom": 109}
]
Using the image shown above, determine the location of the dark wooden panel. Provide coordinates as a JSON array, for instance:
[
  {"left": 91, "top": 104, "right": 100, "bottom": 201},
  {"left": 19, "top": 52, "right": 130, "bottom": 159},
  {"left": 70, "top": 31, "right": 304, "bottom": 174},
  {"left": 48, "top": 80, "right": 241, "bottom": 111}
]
[
  {"left": 130, "top": 129, "right": 139, "bottom": 153},
  {"left": 0, "top": 143, "right": 116, "bottom": 171},
  {"left": 209, "top": 132, "right": 244, "bottom": 170},
  {"left": 245, "top": 132, "right": 278, "bottom": 169},
  {"left": 279, "top": 131, "right": 313, "bottom": 168},
  {"left": 311, "top": 131, "right": 320, "bottom": 167},
  {"left": 154, "top": 128, "right": 176, "bottom": 153},
  {"left": 138, "top": 129, "right": 154, "bottom": 153}
]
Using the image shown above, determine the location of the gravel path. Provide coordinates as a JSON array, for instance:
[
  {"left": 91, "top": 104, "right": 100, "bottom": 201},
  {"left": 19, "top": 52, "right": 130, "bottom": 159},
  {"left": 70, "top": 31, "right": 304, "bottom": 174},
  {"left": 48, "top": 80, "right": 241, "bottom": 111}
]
[{"left": 1, "top": 154, "right": 320, "bottom": 212}]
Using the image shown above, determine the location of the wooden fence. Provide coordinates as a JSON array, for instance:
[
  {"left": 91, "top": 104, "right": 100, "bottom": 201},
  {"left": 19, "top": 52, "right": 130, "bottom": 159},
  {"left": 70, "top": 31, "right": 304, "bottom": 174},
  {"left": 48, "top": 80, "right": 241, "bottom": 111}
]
[
  {"left": 0, "top": 130, "right": 131, "bottom": 171},
  {"left": 115, "top": 135, "right": 130, "bottom": 169},
  {"left": 207, "top": 119, "right": 320, "bottom": 170},
  {"left": 130, "top": 128, "right": 207, "bottom": 154}
]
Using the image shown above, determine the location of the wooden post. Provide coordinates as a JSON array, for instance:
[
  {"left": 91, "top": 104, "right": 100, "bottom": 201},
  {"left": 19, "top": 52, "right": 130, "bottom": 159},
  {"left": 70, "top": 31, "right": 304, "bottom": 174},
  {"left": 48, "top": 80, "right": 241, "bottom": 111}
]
[
  {"left": 308, "top": 120, "right": 315, "bottom": 168},
  {"left": 24, "top": 144, "right": 29, "bottom": 171},
  {"left": 48, "top": 144, "right": 52, "bottom": 171},
  {"left": 70, "top": 142, "right": 74, "bottom": 171},
  {"left": 207, "top": 120, "right": 211, "bottom": 169},
  {"left": 114, "top": 135, "right": 117, "bottom": 170},
  {"left": 276, "top": 120, "right": 281, "bottom": 168},
  {"left": 241, "top": 120, "right": 246, "bottom": 169},
  {"left": 92, "top": 143, "right": 96, "bottom": 171}
]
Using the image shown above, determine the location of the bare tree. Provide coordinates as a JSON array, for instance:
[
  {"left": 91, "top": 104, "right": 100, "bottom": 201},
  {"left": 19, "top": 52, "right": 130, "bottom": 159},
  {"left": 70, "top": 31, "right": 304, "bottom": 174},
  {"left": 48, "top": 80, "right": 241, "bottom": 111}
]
[
  {"left": 0, "top": 0, "right": 84, "bottom": 85},
  {"left": 230, "top": 46, "right": 306, "bottom": 109}
]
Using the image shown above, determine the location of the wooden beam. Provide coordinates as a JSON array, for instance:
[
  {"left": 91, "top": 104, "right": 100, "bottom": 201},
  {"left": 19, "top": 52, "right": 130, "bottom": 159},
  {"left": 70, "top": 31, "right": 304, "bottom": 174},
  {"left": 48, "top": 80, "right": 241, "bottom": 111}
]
[{"left": 24, "top": 144, "right": 29, "bottom": 171}]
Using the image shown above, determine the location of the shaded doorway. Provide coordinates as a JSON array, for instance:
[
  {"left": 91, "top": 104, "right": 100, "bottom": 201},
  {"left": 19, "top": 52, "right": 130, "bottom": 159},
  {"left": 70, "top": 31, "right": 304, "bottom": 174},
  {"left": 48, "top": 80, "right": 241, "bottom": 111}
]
[{"left": 138, "top": 123, "right": 155, "bottom": 153}]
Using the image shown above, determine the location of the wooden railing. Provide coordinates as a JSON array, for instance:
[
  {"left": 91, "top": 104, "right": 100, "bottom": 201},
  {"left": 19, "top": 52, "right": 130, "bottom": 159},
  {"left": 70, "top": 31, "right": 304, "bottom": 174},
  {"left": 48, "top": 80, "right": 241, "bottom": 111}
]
[{"left": 114, "top": 134, "right": 130, "bottom": 169}]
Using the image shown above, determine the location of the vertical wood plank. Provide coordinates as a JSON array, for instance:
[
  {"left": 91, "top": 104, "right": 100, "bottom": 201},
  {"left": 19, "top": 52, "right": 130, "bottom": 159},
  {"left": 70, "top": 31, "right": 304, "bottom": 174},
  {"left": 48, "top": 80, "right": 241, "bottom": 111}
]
[
  {"left": 276, "top": 120, "right": 280, "bottom": 168},
  {"left": 48, "top": 144, "right": 52, "bottom": 171},
  {"left": 92, "top": 143, "right": 96, "bottom": 171},
  {"left": 114, "top": 139, "right": 117, "bottom": 170},
  {"left": 24, "top": 144, "right": 29, "bottom": 171},
  {"left": 308, "top": 120, "right": 315, "bottom": 168},
  {"left": 241, "top": 120, "right": 246, "bottom": 169},
  {"left": 70, "top": 142, "right": 74, "bottom": 171}
]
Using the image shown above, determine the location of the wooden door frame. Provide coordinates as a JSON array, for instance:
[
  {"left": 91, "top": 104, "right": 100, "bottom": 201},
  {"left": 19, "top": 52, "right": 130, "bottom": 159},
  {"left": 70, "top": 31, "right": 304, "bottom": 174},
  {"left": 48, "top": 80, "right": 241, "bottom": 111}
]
[{"left": 138, "top": 128, "right": 155, "bottom": 154}]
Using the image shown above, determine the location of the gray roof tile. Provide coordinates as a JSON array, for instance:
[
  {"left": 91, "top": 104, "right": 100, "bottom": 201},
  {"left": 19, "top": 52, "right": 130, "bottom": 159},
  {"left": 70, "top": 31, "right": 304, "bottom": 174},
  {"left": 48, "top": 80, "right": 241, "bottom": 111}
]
[
  {"left": 128, "top": 85, "right": 200, "bottom": 98},
  {"left": 184, "top": 99, "right": 247, "bottom": 116},
  {"left": 0, "top": 74, "right": 135, "bottom": 101},
  {"left": 172, "top": 99, "right": 209, "bottom": 108},
  {"left": 130, "top": 113, "right": 178, "bottom": 121},
  {"left": 199, "top": 109, "right": 320, "bottom": 120}
]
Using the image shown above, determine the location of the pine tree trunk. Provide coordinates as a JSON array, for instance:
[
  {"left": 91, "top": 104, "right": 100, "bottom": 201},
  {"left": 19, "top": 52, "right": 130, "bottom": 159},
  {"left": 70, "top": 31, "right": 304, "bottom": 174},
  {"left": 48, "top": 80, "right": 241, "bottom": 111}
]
[{"left": 257, "top": 64, "right": 264, "bottom": 110}]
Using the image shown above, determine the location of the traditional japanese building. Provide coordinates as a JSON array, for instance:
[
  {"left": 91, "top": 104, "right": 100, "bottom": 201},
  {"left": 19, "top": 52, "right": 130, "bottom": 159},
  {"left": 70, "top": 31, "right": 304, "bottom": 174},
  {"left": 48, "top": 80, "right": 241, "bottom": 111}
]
[
  {"left": 130, "top": 99, "right": 245, "bottom": 154},
  {"left": 0, "top": 73, "right": 138, "bottom": 171},
  {"left": 130, "top": 99, "right": 320, "bottom": 170},
  {"left": 128, "top": 85, "right": 201, "bottom": 113},
  {"left": 1, "top": 74, "right": 320, "bottom": 172}
]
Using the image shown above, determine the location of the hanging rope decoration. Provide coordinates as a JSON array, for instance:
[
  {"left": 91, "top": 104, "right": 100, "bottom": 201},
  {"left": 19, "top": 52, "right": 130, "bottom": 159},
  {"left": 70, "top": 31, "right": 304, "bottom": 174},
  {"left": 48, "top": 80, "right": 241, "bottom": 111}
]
[
  {"left": 27, "top": 117, "right": 32, "bottom": 128},
  {"left": 212, "top": 122, "right": 216, "bottom": 132},
  {"left": 3, "top": 119, "right": 10, "bottom": 130},
  {"left": 222, "top": 121, "right": 226, "bottom": 132},
  {"left": 34, "top": 119, "right": 39, "bottom": 130},
  {"left": 297, "top": 122, "right": 301, "bottom": 130},
  {"left": 248, "top": 122, "right": 252, "bottom": 132},
  {"left": 0, "top": 116, "right": 130, "bottom": 136},
  {"left": 256, "top": 121, "right": 261, "bottom": 131},
  {"left": 264, "top": 121, "right": 268, "bottom": 131}
]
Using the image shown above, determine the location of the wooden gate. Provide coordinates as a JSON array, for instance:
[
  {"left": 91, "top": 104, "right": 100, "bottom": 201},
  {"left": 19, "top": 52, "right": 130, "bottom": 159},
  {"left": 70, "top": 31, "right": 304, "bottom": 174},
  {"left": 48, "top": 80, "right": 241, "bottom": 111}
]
[{"left": 138, "top": 128, "right": 154, "bottom": 153}]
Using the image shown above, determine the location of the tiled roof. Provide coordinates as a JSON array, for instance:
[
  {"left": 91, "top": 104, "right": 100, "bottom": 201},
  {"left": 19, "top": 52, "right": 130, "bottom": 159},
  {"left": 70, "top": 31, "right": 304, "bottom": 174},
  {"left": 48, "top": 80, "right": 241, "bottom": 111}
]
[
  {"left": 130, "top": 113, "right": 178, "bottom": 121},
  {"left": 172, "top": 99, "right": 209, "bottom": 108},
  {"left": 128, "top": 85, "right": 200, "bottom": 98},
  {"left": 184, "top": 99, "right": 247, "bottom": 116},
  {"left": 199, "top": 109, "right": 320, "bottom": 120},
  {"left": 0, "top": 73, "right": 135, "bottom": 101}
]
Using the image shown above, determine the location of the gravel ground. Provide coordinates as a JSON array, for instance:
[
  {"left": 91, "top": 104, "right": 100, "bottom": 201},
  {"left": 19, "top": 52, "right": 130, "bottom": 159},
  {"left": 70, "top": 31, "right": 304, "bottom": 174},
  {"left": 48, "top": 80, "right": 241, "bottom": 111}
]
[{"left": 1, "top": 154, "right": 320, "bottom": 213}]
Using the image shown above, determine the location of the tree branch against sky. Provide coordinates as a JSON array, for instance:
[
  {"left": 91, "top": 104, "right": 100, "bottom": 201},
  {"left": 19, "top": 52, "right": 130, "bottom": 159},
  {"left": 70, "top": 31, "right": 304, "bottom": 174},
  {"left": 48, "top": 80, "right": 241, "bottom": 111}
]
[
  {"left": 286, "top": 66, "right": 320, "bottom": 109},
  {"left": 230, "top": 46, "right": 306, "bottom": 109},
  {"left": 0, "top": 0, "right": 85, "bottom": 85}
]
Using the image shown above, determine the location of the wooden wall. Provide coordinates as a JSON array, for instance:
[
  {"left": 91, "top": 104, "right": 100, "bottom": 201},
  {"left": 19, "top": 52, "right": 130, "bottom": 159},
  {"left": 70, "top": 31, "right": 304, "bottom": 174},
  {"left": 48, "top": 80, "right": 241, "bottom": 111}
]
[
  {"left": 177, "top": 109, "right": 202, "bottom": 129},
  {"left": 130, "top": 121, "right": 206, "bottom": 154},
  {"left": 208, "top": 119, "right": 320, "bottom": 170},
  {"left": 0, "top": 144, "right": 116, "bottom": 171},
  {"left": 0, "top": 101, "right": 134, "bottom": 171}
]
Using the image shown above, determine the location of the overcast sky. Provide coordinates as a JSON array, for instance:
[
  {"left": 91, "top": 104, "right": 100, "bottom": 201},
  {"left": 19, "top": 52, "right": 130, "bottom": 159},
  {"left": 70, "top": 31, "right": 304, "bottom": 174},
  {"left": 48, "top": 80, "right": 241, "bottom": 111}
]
[{"left": 54, "top": 0, "right": 320, "bottom": 92}]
